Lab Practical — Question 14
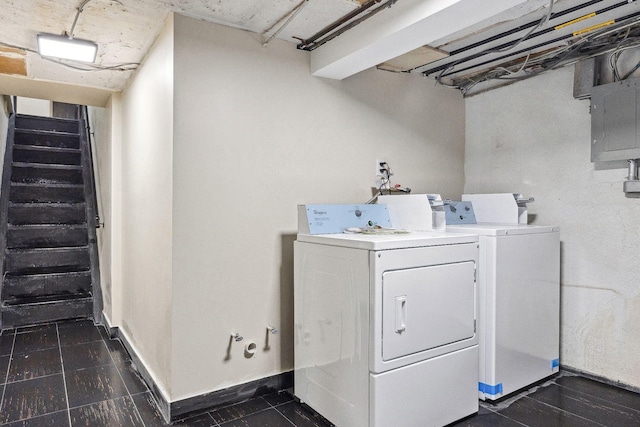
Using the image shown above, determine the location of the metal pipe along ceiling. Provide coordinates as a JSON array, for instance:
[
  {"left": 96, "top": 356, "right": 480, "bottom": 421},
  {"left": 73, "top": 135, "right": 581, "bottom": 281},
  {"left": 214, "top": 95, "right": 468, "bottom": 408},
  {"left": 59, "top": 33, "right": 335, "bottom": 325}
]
[
  {"left": 418, "top": 0, "right": 640, "bottom": 95},
  {"left": 297, "top": 0, "right": 393, "bottom": 51},
  {"left": 422, "top": 0, "right": 635, "bottom": 77}
]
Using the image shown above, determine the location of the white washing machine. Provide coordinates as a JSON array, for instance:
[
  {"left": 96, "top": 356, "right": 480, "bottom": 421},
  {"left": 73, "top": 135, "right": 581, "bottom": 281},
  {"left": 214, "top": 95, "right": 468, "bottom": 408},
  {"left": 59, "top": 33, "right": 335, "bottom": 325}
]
[
  {"left": 447, "top": 195, "right": 560, "bottom": 401},
  {"left": 294, "top": 205, "right": 480, "bottom": 427}
]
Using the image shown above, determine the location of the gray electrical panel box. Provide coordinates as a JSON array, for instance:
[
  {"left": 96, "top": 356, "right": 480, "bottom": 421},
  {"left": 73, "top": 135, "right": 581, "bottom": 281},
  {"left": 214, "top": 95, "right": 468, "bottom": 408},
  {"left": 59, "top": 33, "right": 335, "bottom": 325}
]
[{"left": 591, "top": 78, "right": 640, "bottom": 162}]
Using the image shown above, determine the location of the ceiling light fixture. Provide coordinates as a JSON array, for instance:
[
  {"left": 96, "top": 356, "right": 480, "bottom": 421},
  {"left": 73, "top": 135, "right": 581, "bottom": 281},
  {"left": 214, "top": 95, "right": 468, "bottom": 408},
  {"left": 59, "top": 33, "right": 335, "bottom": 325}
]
[
  {"left": 37, "top": 33, "right": 98, "bottom": 63},
  {"left": 37, "top": 0, "right": 97, "bottom": 63}
]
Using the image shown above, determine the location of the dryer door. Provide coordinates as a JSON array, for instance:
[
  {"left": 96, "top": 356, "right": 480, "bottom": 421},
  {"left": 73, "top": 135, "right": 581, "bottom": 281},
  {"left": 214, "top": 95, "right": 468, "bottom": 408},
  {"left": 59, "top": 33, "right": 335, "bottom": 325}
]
[{"left": 382, "top": 262, "right": 476, "bottom": 361}]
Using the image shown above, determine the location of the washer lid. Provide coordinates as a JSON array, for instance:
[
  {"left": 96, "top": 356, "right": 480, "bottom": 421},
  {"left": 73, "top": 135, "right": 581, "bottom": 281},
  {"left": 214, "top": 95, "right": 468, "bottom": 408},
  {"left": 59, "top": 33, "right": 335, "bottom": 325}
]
[
  {"left": 296, "top": 230, "right": 477, "bottom": 250},
  {"left": 447, "top": 223, "right": 559, "bottom": 236}
]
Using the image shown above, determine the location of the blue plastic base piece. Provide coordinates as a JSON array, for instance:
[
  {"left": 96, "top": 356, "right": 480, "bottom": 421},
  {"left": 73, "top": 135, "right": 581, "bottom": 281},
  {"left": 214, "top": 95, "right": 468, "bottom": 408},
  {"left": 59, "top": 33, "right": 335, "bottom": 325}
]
[{"left": 479, "top": 382, "right": 503, "bottom": 396}]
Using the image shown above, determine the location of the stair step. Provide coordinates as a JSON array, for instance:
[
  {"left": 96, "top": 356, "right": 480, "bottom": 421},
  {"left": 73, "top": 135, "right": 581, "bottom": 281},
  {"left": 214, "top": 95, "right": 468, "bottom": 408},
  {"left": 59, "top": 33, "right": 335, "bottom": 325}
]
[
  {"left": 7, "top": 224, "right": 89, "bottom": 249},
  {"left": 10, "top": 182, "right": 85, "bottom": 203},
  {"left": 12, "top": 162, "right": 83, "bottom": 185},
  {"left": 8, "top": 202, "right": 86, "bottom": 225},
  {"left": 3, "top": 292, "right": 91, "bottom": 306},
  {"left": 2, "top": 271, "right": 92, "bottom": 301},
  {"left": 4, "top": 246, "right": 90, "bottom": 275},
  {"left": 15, "top": 115, "right": 79, "bottom": 134},
  {"left": 13, "top": 145, "right": 81, "bottom": 166},
  {"left": 4, "top": 114, "right": 93, "bottom": 329},
  {"left": 1, "top": 297, "right": 93, "bottom": 328},
  {"left": 14, "top": 129, "right": 80, "bottom": 149}
]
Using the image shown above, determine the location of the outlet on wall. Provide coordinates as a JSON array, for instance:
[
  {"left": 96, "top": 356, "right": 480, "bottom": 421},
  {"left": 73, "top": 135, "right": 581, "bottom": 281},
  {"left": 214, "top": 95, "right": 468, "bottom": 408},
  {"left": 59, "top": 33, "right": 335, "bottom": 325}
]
[
  {"left": 375, "top": 159, "right": 392, "bottom": 190},
  {"left": 376, "top": 159, "right": 389, "bottom": 177}
]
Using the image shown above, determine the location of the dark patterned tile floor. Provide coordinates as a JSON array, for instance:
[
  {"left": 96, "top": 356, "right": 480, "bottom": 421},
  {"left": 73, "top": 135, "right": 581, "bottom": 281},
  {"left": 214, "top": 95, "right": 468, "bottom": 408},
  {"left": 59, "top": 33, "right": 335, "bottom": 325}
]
[
  {"left": 1, "top": 320, "right": 639, "bottom": 426},
  {"left": 450, "top": 374, "right": 640, "bottom": 427},
  {"left": 0, "top": 320, "right": 331, "bottom": 427}
]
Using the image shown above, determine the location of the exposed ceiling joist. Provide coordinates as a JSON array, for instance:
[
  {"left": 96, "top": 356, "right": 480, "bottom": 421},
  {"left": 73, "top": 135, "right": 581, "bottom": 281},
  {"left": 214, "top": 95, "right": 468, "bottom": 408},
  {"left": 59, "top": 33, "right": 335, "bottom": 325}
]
[
  {"left": 308, "top": 0, "right": 552, "bottom": 80},
  {"left": 3, "top": 0, "right": 640, "bottom": 104},
  {"left": 412, "top": 0, "right": 640, "bottom": 95}
]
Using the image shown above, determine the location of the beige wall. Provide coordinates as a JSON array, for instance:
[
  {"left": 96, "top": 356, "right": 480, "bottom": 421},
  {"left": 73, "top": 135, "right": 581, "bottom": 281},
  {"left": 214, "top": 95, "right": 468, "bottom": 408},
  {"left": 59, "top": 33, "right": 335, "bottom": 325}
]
[
  {"left": 15, "top": 97, "right": 51, "bottom": 117},
  {"left": 169, "top": 14, "right": 465, "bottom": 400},
  {"left": 108, "top": 12, "right": 465, "bottom": 403},
  {"left": 118, "top": 16, "right": 175, "bottom": 399},
  {"left": 0, "top": 97, "right": 9, "bottom": 184},
  {"left": 465, "top": 66, "right": 640, "bottom": 389},
  {"left": 109, "top": 94, "right": 123, "bottom": 327},
  {"left": 88, "top": 99, "right": 121, "bottom": 325},
  {"left": 0, "top": 75, "right": 113, "bottom": 107}
]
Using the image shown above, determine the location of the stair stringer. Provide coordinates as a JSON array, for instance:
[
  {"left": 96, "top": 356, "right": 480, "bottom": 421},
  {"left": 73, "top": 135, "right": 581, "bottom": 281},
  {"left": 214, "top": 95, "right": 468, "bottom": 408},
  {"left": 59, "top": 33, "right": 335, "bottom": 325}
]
[{"left": 0, "top": 113, "right": 16, "bottom": 330}]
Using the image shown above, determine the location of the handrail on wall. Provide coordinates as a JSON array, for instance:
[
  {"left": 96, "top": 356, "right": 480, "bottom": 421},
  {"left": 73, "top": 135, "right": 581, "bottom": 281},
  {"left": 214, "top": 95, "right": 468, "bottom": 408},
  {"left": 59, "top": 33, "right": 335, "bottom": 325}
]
[
  {"left": 80, "top": 105, "right": 102, "bottom": 229},
  {"left": 78, "top": 104, "right": 104, "bottom": 324}
]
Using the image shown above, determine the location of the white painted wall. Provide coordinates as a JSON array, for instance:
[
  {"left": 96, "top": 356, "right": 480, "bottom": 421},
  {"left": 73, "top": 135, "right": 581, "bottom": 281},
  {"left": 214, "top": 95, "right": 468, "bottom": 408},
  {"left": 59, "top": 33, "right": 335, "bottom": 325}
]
[
  {"left": 118, "top": 16, "right": 175, "bottom": 398},
  {"left": 88, "top": 101, "right": 116, "bottom": 324},
  {"left": 465, "top": 66, "right": 640, "bottom": 389},
  {"left": 109, "top": 94, "right": 123, "bottom": 327},
  {"left": 109, "top": 12, "right": 465, "bottom": 403},
  {"left": 0, "top": 75, "right": 113, "bottom": 107},
  {"left": 0, "top": 97, "right": 9, "bottom": 182},
  {"left": 169, "top": 14, "right": 465, "bottom": 400},
  {"left": 15, "top": 97, "right": 50, "bottom": 116}
]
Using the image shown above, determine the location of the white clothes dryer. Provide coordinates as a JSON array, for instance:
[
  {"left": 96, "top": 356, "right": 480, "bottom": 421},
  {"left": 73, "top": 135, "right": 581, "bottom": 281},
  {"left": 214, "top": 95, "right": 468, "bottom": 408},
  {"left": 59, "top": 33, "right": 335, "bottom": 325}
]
[{"left": 294, "top": 228, "right": 480, "bottom": 427}]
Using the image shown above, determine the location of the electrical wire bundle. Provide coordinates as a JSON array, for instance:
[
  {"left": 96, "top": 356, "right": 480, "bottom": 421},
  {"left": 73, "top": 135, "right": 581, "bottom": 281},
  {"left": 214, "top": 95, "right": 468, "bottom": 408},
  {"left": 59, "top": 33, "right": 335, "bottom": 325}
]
[{"left": 446, "top": 13, "right": 640, "bottom": 94}]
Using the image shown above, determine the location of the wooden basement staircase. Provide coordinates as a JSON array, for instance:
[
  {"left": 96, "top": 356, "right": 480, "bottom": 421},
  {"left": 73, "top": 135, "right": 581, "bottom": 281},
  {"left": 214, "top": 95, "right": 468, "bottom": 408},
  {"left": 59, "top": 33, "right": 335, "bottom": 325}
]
[{"left": 0, "top": 110, "right": 102, "bottom": 328}]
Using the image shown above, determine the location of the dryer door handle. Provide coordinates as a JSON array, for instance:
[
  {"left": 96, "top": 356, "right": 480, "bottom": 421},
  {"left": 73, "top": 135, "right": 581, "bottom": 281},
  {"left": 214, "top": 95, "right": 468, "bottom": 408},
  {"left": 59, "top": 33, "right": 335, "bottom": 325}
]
[{"left": 395, "top": 296, "right": 407, "bottom": 333}]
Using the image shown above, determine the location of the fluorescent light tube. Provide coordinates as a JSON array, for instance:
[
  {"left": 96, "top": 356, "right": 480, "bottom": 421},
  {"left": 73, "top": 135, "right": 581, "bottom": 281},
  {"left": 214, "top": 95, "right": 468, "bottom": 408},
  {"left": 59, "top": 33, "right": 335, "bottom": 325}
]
[{"left": 37, "top": 33, "right": 98, "bottom": 63}]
